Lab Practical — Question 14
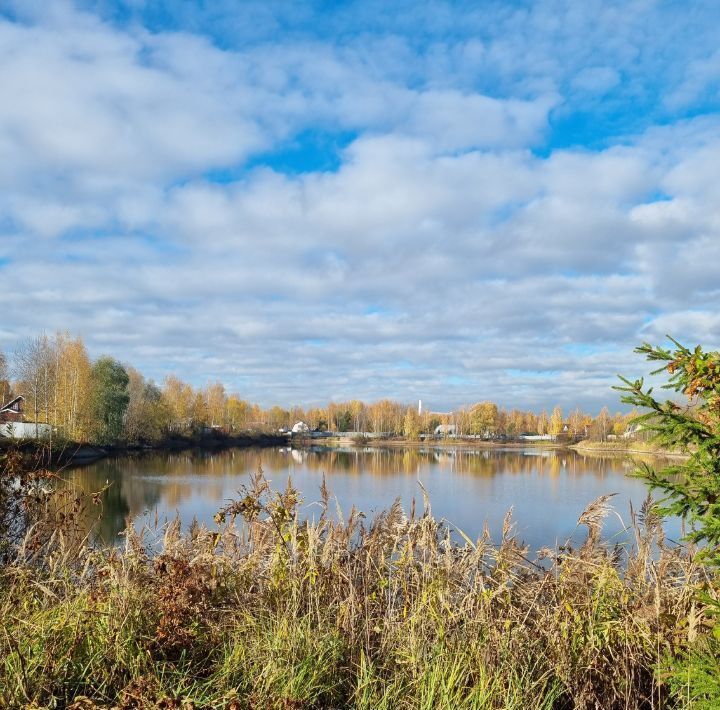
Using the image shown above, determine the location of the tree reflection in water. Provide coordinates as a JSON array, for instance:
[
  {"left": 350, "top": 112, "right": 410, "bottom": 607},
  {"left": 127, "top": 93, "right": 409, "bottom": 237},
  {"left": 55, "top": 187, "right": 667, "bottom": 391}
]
[{"left": 62, "top": 446, "right": 676, "bottom": 551}]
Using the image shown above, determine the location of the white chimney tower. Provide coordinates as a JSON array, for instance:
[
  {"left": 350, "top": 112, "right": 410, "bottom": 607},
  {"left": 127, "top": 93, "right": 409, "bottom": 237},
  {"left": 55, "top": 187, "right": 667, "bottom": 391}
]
[{"left": 418, "top": 399, "right": 423, "bottom": 415}]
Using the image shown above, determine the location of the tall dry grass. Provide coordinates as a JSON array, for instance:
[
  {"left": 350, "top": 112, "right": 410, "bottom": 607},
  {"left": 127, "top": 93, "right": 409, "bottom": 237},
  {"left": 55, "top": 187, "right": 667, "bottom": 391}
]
[{"left": 0, "top": 463, "right": 718, "bottom": 709}]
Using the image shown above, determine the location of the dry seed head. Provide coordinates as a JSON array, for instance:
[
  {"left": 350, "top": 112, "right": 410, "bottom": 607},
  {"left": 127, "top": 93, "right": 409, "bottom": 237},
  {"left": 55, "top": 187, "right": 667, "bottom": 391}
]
[{"left": 577, "top": 494, "right": 617, "bottom": 539}]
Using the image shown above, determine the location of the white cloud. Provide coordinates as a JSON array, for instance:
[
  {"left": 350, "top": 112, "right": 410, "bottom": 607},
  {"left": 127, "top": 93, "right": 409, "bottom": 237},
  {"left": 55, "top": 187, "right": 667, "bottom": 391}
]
[
  {"left": 1, "top": 1, "right": 719, "bottom": 412},
  {"left": 665, "top": 48, "right": 720, "bottom": 109},
  {"left": 571, "top": 66, "right": 620, "bottom": 94}
]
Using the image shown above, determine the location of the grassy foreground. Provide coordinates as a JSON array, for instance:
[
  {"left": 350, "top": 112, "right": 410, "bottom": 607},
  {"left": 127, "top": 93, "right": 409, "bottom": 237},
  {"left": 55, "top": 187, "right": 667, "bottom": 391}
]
[{"left": 1, "top": 466, "right": 720, "bottom": 709}]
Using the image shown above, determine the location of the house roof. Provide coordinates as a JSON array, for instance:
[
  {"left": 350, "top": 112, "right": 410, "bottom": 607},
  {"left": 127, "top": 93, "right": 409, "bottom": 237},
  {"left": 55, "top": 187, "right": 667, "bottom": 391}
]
[{"left": 0, "top": 395, "right": 23, "bottom": 413}]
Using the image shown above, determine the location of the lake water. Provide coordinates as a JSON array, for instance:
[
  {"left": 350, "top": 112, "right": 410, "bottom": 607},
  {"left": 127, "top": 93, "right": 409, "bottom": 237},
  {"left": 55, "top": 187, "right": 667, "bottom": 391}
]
[{"left": 64, "top": 445, "right": 682, "bottom": 552}]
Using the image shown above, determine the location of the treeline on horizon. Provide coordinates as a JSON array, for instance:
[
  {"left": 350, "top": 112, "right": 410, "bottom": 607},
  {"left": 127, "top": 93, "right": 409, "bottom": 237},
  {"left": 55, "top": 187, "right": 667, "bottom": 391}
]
[{"left": 0, "top": 332, "right": 637, "bottom": 445}]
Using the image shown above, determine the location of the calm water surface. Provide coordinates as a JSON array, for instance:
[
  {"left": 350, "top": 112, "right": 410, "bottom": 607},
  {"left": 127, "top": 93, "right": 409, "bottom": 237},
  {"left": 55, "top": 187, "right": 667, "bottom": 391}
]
[{"left": 65, "top": 446, "right": 682, "bottom": 551}]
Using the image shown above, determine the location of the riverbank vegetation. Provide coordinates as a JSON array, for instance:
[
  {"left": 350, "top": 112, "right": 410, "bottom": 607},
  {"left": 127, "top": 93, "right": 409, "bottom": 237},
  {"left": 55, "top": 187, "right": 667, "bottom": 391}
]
[
  {"left": 1, "top": 338, "right": 719, "bottom": 707},
  {"left": 2, "top": 332, "right": 639, "bottom": 448},
  {"left": 0, "top": 453, "right": 718, "bottom": 709}
]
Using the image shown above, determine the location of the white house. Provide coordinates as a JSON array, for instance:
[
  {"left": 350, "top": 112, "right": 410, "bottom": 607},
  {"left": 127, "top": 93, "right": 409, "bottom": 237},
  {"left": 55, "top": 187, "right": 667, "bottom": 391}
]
[
  {"left": 623, "top": 424, "right": 644, "bottom": 439},
  {"left": 291, "top": 421, "right": 310, "bottom": 434}
]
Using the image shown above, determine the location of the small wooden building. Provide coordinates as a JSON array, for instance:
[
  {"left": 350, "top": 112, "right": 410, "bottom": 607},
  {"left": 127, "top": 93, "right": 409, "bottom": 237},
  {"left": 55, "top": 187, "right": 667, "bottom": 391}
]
[{"left": 0, "top": 395, "right": 23, "bottom": 423}]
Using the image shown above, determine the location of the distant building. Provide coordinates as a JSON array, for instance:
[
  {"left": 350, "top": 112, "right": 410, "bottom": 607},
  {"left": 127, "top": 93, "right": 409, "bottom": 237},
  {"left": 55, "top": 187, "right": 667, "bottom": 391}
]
[
  {"left": 291, "top": 421, "right": 310, "bottom": 434},
  {"left": 434, "top": 424, "right": 458, "bottom": 436},
  {"left": 623, "top": 424, "right": 644, "bottom": 439},
  {"left": 0, "top": 395, "right": 23, "bottom": 423},
  {"left": 0, "top": 395, "right": 52, "bottom": 439}
]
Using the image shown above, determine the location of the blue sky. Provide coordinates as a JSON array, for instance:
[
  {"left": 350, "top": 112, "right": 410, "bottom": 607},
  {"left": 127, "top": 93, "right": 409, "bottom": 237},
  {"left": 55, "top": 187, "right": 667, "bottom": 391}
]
[{"left": 1, "top": 0, "right": 720, "bottom": 411}]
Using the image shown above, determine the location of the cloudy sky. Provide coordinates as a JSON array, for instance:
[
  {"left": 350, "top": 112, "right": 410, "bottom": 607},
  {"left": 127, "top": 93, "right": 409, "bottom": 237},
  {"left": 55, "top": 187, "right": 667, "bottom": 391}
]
[{"left": 1, "top": 0, "right": 719, "bottom": 412}]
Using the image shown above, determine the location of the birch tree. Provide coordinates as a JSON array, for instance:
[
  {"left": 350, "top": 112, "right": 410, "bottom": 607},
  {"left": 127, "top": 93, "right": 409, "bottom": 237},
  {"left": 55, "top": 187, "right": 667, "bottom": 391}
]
[
  {"left": 549, "top": 406, "right": 564, "bottom": 437},
  {"left": 0, "top": 350, "right": 9, "bottom": 404},
  {"left": 537, "top": 410, "right": 549, "bottom": 435},
  {"left": 205, "top": 381, "right": 227, "bottom": 428},
  {"left": 52, "top": 333, "right": 92, "bottom": 441},
  {"left": 13, "top": 335, "right": 54, "bottom": 436}
]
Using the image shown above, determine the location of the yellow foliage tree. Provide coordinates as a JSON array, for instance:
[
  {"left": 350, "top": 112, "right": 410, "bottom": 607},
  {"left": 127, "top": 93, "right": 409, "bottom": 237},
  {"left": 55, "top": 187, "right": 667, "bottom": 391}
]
[
  {"left": 549, "top": 406, "right": 564, "bottom": 437},
  {"left": 537, "top": 410, "right": 549, "bottom": 435},
  {"left": 163, "top": 375, "right": 195, "bottom": 432},
  {"left": 403, "top": 406, "right": 421, "bottom": 440},
  {"left": 54, "top": 333, "right": 93, "bottom": 441},
  {"left": 225, "top": 395, "right": 250, "bottom": 431},
  {"left": 470, "top": 401, "right": 499, "bottom": 437}
]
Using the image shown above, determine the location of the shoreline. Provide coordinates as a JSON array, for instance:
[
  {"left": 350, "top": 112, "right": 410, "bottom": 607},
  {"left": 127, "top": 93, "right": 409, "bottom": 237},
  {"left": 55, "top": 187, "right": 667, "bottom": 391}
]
[
  {"left": 305, "top": 435, "right": 687, "bottom": 459},
  {"left": 0, "top": 432, "right": 288, "bottom": 468},
  {"left": 324, "top": 436, "right": 567, "bottom": 450},
  {"left": 568, "top": 440, "right": 689, "bottom": 459},
  {"left": 2, "top": 433, "right": 686, "bottom": 468}
]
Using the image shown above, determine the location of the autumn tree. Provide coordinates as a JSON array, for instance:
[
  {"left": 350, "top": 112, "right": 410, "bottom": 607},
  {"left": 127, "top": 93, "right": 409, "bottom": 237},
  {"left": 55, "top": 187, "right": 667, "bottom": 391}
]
[
  {"left": 205, "top": 381, "right": 227, "bottom": 428},
  {"left": 425, "top": 415, "right": 441, "bottom": 435},
  {"left": 537, "top": 409, "right": 549, "bottom": 435},
  {"left": 13, "top": 335, "right": 54, "bottom": 436},
  {"left": 267, "top": 405, "right": 290, "bottom": 430},
  {"left": 89, "top": 357, "right": 130, "bottom": 444},
  {"left": 453, "top": 407, "right": 471, "bottom": 437},
  {"left": 190, "top": 391, "right": 209, "bottom": 429},
  {"left": 403, "top": 406, "right": 421, "bottom": 440},
  {"left": 326, "top": 402, "right": 341, "bottom": 432},
  {"left": 52, "top": 333, "right": 93, "bottom": 441},
  {"left": 0, "top": 349, "right": 9, "bottom": 404},
  {"left": 124, "top": 368, "right": 148, "bottom": 442},
  {"left": 567, "top": 407, "right": 585, "bottom": 439},
  {"left": 163, "top": 376, "right": 195, "bottom": 432},
  {"left": 349, "top": 400, "right": 366, "bottom": 432},
  {"left": 226, "top": 395, "right": 250, "bottom": 431},
  {"left": 124, "top": 368, "right": 170, "bottom": 443},
  {"left": 7, "top": 333, "right": 93, "bottom": 440},
  {"left": 549, "top": 406, "right": 564, "bottom": 437},
  {"left": 248, "top": 403, "right": 264, "bottom": 428},
  {"left": 507, "top": 409, "right": 526, "bottom": 437},
  {"left": 590, "top": 406, "right": 612, "bottom": 442},
  {"left": 325, "top": 402, "right": 355, "bottom": 432},
  {"left": 524, "top": 411, "right": 538, "bottom": 434},
  {"left": 305, "top": 407, "right": 326, "bottom": 431},
  {"left": 611, "top": 411, "right": 627, "bottom": 437},
  {"left": 469, "top": 401, "right": 498, "bottom": 437},
  {"left": 369, "top": 400, "right": 403, "bottom": 434}
]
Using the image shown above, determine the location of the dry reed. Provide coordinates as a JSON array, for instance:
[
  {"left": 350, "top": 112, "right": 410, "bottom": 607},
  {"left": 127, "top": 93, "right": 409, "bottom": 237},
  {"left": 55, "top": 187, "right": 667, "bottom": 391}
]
[{"left": 0, "top": 465, "right": 718, "bottom": 709}]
